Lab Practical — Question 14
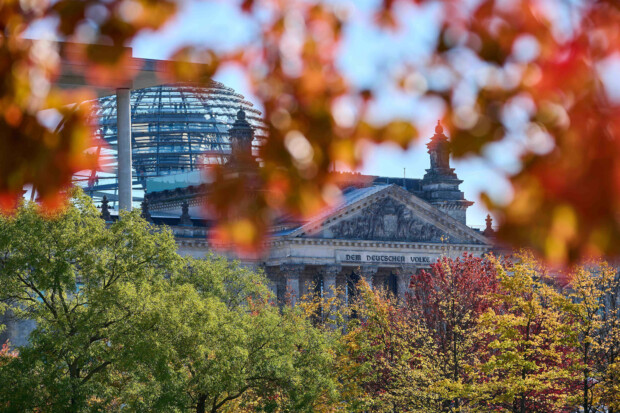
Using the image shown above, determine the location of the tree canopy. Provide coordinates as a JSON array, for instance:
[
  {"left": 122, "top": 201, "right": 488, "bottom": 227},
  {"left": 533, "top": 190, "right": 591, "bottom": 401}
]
[
  {"left": 329, "top": 253, "right": 620, "bottom": 412},
  {"left": 0, "top": 190, "right": 338, "bottom": 412},
  {"left": 1, "top": 197, "right": 619, "bottom": 411}
]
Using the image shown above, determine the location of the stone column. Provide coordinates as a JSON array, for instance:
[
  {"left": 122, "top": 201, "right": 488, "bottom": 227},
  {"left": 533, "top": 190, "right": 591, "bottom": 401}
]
[
  {"left": 116, "top": 88, "right": 133, "bottom": 212},
  {"left": 281, "top": 264, "right": 304, "bottom": 306},
  {"left": 360, "top": 266, "right": 379, "bottom": 289},
  {"left": 318, "top": 265, "right": 341, "bottom": 325},
  {"left": 321, "top": 265, "right": 341, "bottom": 299},
  {"left": 395, "top": 266, "right": 416, "bottom": 300}
]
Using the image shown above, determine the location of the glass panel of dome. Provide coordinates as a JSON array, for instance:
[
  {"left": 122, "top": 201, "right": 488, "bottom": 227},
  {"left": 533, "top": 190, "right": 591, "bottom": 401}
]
[{"left": 78, "top": 82, "right": 265, "bottom": 208}]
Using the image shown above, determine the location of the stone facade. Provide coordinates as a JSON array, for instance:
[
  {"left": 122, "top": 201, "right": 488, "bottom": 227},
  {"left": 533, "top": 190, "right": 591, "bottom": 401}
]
[
  {"left": 173, "top": 183, "right": 492, "bottom": 302},
  {"left": 153, "top": 120, "right": 492, "bottom": 302}
]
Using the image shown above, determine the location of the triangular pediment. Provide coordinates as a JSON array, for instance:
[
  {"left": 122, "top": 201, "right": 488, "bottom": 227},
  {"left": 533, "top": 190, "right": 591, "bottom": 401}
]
[{"left": 288, "top": 185, "right": 489, "bottom": 245}]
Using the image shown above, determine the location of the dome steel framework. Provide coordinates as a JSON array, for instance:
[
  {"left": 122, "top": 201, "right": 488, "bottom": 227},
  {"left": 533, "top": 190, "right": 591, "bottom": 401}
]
[{"left": 77, "top": 82, "right": 266, "bottom": 207}]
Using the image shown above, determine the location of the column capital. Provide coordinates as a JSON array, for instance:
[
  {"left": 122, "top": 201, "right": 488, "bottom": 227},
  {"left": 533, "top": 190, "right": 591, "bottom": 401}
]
[
  {"left": 319, "top": 265, "right": 341, "bottom": 277},
  {"left": 392, "top": 265, "right": 417, "bottom": 275},
  {"left": 351, "top": 266, "right": 378, "bottom": 289},
  {"left": 280, "top": 263, "right": 304, "bottom": 276},
  {"left": 351, "top": 266, "right": 379, "bottom": 276},
  {"left": 395, "top": 266, "right": 414, "bottom": 299},
  {"left": 361, "top": 266, "right": 379, "bottom": 276}
]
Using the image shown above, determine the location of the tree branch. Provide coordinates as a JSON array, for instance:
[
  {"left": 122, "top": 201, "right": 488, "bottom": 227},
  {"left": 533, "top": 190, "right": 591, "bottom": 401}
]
[{"left": 81, "top": 360, "right": 111, "bottom": 384}]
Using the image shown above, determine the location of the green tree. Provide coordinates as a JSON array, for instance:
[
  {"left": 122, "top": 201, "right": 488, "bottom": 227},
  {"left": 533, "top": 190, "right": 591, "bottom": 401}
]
[
  {"left": 597, "top": 269, "right": 620, "bottom": 413},
  {"left": 0, "top": 190, "right": 180, "bottom": 411},
  {"left": 564, "top": 262, "right": 620, "bottom": 413},
  {"left": 119, "top": 255, "right": 339, "bottom": 413},
  {"left": 0, "top": 190, "right": 338, "bottom": 412},
  {"left": 330, "top": 281, "right": 441, "bottom": 412},
  {"left": 473, "top": 253, "right": 576, "bottom": 412},
  {"left": 561, "top": 262, "right": 617, "bottom": 412}
]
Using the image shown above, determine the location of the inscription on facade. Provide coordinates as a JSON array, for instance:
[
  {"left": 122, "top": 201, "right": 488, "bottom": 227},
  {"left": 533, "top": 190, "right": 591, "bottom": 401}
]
[{"left": 338, "top": 251, "right": 432, "bottom": 264}]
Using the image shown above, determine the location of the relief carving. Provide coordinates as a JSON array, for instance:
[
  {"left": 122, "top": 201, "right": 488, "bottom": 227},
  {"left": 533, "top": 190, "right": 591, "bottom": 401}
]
[{"left": 329, "top": 197, "right": 456, "bottom": 243}]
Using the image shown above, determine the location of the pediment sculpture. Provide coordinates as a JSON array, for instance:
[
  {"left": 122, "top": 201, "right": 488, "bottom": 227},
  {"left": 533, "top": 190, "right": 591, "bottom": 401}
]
[{"left": 328, "top": 197, "right": 458, "bottom": 243}]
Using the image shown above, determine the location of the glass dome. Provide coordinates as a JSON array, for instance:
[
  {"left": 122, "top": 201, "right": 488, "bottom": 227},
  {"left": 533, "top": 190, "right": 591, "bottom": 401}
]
[{"left": 76, "top": 81, "right": 266, "bottom": 208}]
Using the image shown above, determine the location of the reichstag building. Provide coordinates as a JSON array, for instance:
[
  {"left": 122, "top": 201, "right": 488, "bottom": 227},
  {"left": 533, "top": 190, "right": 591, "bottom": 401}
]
[
  {"left": 80, "top": 81, "right": 494, "bottom": 304},
  {"left": 1, "top": 81, "right": 495, "bottom": 346}
]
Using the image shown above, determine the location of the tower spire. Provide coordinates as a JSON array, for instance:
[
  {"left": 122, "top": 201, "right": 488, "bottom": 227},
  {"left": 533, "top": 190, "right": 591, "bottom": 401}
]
[
  {"left": 421, "top": 120, "right": 473, "bottom": 224},
  {"left": 483, "top": 214, "right": 495, "bottom": 237}
]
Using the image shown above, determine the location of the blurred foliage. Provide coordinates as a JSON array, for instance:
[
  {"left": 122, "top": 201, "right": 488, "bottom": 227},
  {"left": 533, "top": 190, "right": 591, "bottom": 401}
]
[{"left": 3, "top": 0, "right": 620, "bottom": 263}]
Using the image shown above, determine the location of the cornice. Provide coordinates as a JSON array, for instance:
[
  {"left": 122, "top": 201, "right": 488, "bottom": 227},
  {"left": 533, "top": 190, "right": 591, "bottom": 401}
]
[
  {"left": 430, "top": 200, "right": 475, "bottom": 210},
  {"left": 268, "top": 236, "right": 491, "bottom": 253},
  {"left": 176, "top": 238, "right": 210, "bottom": 249},
  {"left": 174, "top": 231, "right": 492, "bottom": 254}
]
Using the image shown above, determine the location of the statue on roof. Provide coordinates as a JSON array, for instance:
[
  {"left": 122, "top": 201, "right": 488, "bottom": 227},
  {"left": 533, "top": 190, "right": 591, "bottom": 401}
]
[
  {"left": 483, "top": 214, "right": 495, "bottom": 237},
  {"left": 141, "top": 198, "right": 153, "bottom": 223},
  {"left": 100, "top": 195, "right": 112, "bottom": 222},
  {"left": 179, "top": 200, "right": 193, "bottom": 226},
  {"left": 227, "top": 108, "right": 255, "bottom": 166},
  {"left": 426, "top": 120, "right": 453, "bottom": 173}
]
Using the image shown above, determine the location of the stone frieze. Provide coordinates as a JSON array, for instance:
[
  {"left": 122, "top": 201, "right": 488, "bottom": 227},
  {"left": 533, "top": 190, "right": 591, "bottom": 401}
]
[{"left": 328, "top": 196, "right": 460, "bottom": 243}]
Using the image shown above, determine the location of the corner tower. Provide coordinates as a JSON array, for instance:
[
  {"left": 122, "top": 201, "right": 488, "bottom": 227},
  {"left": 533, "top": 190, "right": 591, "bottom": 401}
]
[
  {"left": 421, "top": 121, "right": 473, "bottom": 224},
  {"left": 227, "top": 108, "right": 256, "bottom": 168}
]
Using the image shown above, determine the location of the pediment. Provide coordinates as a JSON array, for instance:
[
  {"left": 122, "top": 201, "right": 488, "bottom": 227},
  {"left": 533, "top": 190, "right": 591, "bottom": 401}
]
[
  {"left": 289, "top": 185, "right": 489, "bottom": 245},
  {"left": 323, "top": 196, "right": 454, "bottom": 242}
]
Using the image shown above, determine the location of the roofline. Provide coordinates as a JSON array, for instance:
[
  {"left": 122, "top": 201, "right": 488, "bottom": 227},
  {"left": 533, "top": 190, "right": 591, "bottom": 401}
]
[{"left": 287, "top": 184, "right": 492, "bottom": 245}]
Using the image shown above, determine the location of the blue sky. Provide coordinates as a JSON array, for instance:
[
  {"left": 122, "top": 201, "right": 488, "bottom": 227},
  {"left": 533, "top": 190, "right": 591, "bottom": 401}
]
[{"left": 131, "top": 0, "right": 511, "bottom": 227}]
